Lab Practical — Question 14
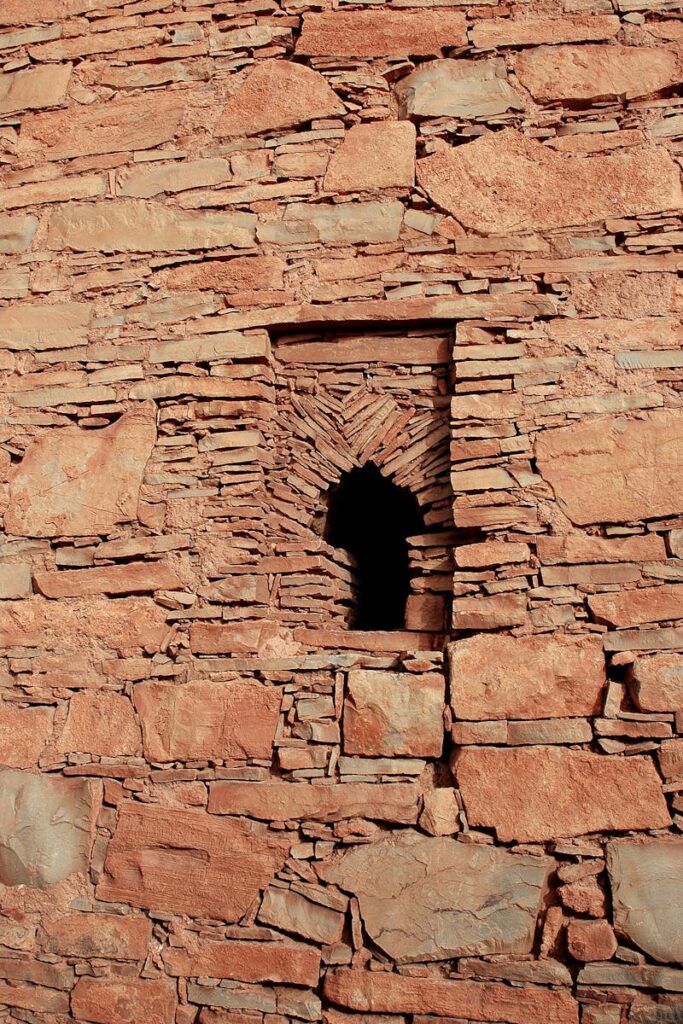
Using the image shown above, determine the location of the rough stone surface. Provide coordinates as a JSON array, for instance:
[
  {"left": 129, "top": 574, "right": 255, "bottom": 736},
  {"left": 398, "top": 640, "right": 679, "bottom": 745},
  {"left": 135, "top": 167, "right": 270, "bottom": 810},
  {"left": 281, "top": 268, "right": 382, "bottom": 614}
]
[
  {"left": 6, "top": 405, "right": 156, "bottom": 537},
  {"left": 163, "top": 938, "right": 320, "bottom": 986},
  {"left": 57, "top": 692, "right": 141, "bottom": 756},
  {"left": 0, "top": 771, "right": 96, "bottom": 887},
  {"left": 297, "top": 11, "right": 467, "bottom": 57},
  {"left": 343, "top": 669, "right": 444, "bottom": 756},
  {"left": 97, "top": 804, "right": 291, "bottom": 921},
  {"left": 417, "top": 130, "right": 683, "bottom": 234},
  {"left": 566, "top": 919, "right": 618, "bottom": 962},
  {"left": 42, "top": 912, "right": 152, "bottom": 960},
  {"left": 0, "top": 213, "right": 38, "bottom": 255},
  {"left": 535, "top": 409, "right": 683, "bottom": 525},
  {"left": 324, "top": 122, "right": 416, "bottom": 192},
  {"left": 71, "top": 977, "right": 177, "bottom": 1024},
  {"left": 0, "top": 300, "right": 91, "bottom": 351},
  {"left": 628, "top": 654, "right": 683, "bottom": 712},
  {"left": 455, "top": 747, "right": 671, "bottom": 842},
  {"left": 397, "top": 58, "right": 524, "bottom": 119},
  {"left": 216, "top": 60, "right": 344, "bottom": 137},
  {"left": 589, "top": 585, "right": 683, "bottom": 627},
  {"left": 208, "top": 781, "right": 420, "bottom": 823},
  {"left": 448, "top": 634, "right": 605, "bottom": 720},
  {"left": 133, "top": 680, "right": 281, "bottom": 761},
  {"left": 0, "top": 704, "right": 53, "bottom": 768},
  {"left": 319, "top": 830, "right": 549, "bottom": 962},
  {"left": 608, "top": 840, "right": 683, "bottom": 964},
  {"left": 0, "top": 63, "right": 71, "bottom": 115}
]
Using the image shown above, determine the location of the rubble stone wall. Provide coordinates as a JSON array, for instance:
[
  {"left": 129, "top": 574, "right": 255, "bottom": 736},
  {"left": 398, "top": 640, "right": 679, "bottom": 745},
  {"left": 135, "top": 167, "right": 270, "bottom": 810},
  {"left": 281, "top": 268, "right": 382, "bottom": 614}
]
[{"left": 0, "top": 1, "right": 682, "bottom": 1023}]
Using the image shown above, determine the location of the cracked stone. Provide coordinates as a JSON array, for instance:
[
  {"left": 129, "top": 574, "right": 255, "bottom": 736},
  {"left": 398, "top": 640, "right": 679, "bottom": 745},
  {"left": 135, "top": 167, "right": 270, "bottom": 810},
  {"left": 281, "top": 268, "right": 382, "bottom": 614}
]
[
  {"left": 343, "top": 669, "right": 444, "bottom": 757},
  {"left": 608, "top": 839, "right": 683, "bottom": 964}
]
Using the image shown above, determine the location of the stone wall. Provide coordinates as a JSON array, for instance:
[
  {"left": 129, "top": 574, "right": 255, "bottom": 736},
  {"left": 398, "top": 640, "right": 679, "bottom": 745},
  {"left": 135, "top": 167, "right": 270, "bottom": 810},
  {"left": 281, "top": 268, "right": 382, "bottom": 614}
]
[{"left": 0, "top": 1, "right": 682, "bottom": 1023}]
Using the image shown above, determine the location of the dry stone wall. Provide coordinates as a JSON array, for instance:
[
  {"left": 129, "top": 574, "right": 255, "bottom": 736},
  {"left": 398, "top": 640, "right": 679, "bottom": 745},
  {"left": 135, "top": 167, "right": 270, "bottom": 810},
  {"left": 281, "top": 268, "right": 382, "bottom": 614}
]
[{"left": 0, "top": 1, "right": 682, "bottom": 1023}]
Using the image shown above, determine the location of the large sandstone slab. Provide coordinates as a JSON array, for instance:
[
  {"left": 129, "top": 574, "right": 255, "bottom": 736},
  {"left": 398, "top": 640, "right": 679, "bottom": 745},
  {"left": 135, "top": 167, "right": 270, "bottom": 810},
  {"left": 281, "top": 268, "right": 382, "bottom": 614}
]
[
  {"left": 0, "top": 704, "right": 53, "bottom": 768},
  {"left": 6, "top": 405, "right": 156, "bottom": 537},
  {"left": 608, "top": 839, "right": 683, "bottom": 963},
  {"left": 97, "top": 804, "right": 291, "bottom": 921},
  {"left": 216, "top": 60, "right": 344, "bottom": 137},
  {"left": 448, "top": 634, "right": 605, "bottom": 721},
  {"left": 0, "top": 64, "right": 71, "bottom": 116},
  {"left": 42, "top": 912, "right": 152, "bottom": 960},
  {"left": 323, "top": 969, "right": 579, "bottom": 1024},
  {"left": 133, "top": 680, "right": 281, "bottom": 761},
  {"left": 516, "top": 44, "right": 683, "bottom": 103},
  {"left": 48, "top": 199, "right": 256, "bottom": 253},
  {"left": 397, "top": 58, "right": 524, "bottom": 119},
  {"left": 19, "top": 94, "right": 182, "bottom": 160},
  {"left": 163, "top": 937, "right": 320, "bottom": 986},
  {"left": 535, "top": 409, "right": 683, "bottom": 525},
  {"left": 455, "top": 747, "right": 671, "bottom": 842},
  {"left": 71, "top": 977, "right": 177, "bottom": 1024},
  {"left": 258, "top": 201, "right": 403, "bottom": 245},
  {"left": 207, "top": 780, "right": 419, "bottom": 823},
  {"left": 0, "top": 300, "right": 91, "bottom": 351},
  {"left": 417, "top": 130, "right": 683, "bottom": 234},
  {"left": 297, "top": 11, "right": 467, "bottom": 57},
  {"left": 470, "top": 13, "right": 620, "bottom": 48},
  {"left": 589, "top": 585, "right": 683, "bottom": 628},
  {"left": 537, "top": 534, "right": 666, "bottom": 564},
  {"left": 324, "top": 122, "right": 416, "bottom": 192},
  {"left": 319, "top": 830, "right": 549, "bottom": 962},
  {"left": 628, "top": 654, "right": 683, "bottom": 712},
  {"left": 0, "top": 597, "right": 167, "bottom": 654},
  {"left": 343, "top": 670, "right": 444, "bottom": 757},
  {"left": 0, "top": 771, "right": 97, "bottom": 887},
  {"left": 57, "top": 692, "right": 141, "bottom": 757}
]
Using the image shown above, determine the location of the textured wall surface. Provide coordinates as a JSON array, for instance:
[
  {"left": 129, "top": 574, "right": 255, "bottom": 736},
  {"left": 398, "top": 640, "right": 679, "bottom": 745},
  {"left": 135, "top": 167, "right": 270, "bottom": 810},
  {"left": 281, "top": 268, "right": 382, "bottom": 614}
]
[{"left": 0, "top": 1, "right": 682, "bottom": 1023}]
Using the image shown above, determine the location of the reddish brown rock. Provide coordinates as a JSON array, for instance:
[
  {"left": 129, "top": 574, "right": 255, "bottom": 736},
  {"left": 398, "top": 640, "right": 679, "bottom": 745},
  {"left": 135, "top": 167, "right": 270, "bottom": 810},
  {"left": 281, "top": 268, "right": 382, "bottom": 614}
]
[
  {"left": 163, "top": 938, "right": 320, "bottom": 986},
  {"left": 417, "top": 130, "right": 683, "bottom": 234},
  {"left": 343, "top": 670, "right": 444, "bottom": 757},
  {"left": 608, "top": 838, "right": 683, "bottom": 963},
  {"left": 296, "top": 11, "right": 467, "bottom": 57},
  {"left": 323, "top": 969, "right": 579, "bottom": 1023},
  {"left": 216, "top": 60, "right": 344, "bottom": 137},
  {"left": 133, "top": 680, "right": 281, "bottom": 761},
  {"left": 324, "top": 123, "right": 416, "bottom": 193},
  {"left": 0, "top": 299, "right": 91, "bottom": 351},
  {"left": 566, "top": 919, "right": 618, "bottom": 962},
  {"left": 207, "top": 781, "right": 419, "bottom": 823},
  {"left": 71, "top": 977, "right": 177, "bottom": 1024},
  {"left": 34, "top": 561, "right": 181, "bottom": 599},
  {"left": 628, "top": 654, "right": 683, "bottom": 712},
  {"left": 453, "top": 593, "right": 527, "bottom": 629},
  {"left": 42, "top": 912, "right": 151, "bottom": 960},
  {"left": 19, "top": 94, "right": 182, "bottom": 160},
  {"left": 0, "top": 980, "right": 69, "bottom": 1014},
  {"left": 167, "top": 256, "right": 286, "bottom": 292},
  {"left": 455, "top": 540, "right": 530, "bottom": 568},
  {"left": 97, "top": 804, "right": 291, "bottom": 921},
  {"left": 537, "top": 534, "right": 666, "bottom": 564},
  {"left": 516, "top": 45, "right": 682, "bottom": 103},
  {"left": 448, "top": 634, "right": 605, "bottom": 721},
  {"left": 396, "top": 58, "right": 524, "bottom": 120},
  {"left": 0, "top": 704, "right": 53, "bottom": 768},
  {"left": 454, "top": 747, "right": 671, "bottom": 842},
  {"left": 588, "top": 585, "right": 683, "bottom": 627},
  {"left": 470, "top": 14, "right": 620, "bottom": 49},
  {"left": 0, "top": 63, "right": 71, "bottom": 116},
  {"left": 56, "top": 692, "right": 141, "bottom": 757},
  {"left": 6, "top": 405, "right": 156, "bottom": 538},
  {"left": 258, "top": 887, "right": 345, "bottom": 945},
  {"left": 658, "top": 738, "right": 683, "bottom": 780},
  {"left": 535, "top": 409, "right": 683, "bottom": 525},
  {"left": 0, "top": 597, "right": 167, "bottom": 654}
]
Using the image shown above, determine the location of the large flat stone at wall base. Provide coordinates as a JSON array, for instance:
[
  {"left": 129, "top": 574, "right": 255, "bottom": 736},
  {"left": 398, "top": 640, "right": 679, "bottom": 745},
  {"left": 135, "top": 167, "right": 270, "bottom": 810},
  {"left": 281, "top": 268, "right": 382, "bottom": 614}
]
[
  {"left": 535, "top": 409, "right": 683, "bottom": 525},
  {"left": 71, "top": 977, "right": 177, "bottom": 1024},
  {"left": 216, "top": 59, "right": 344, "bottom": 137},
  {"left": 343, "top": 670, "right": 444, "bottom": 757},
  {"left": 5, "top": 404, "right": 156, "bottom": 538},
  {"left": 296, "top": 10, "right": 467, "bottom": 56},
  {"left": 448, "top": 634, "right": 605, "bottom": 720},
  {"left": 0, "top": 770, "right": 98, "bottom": 887},
  {"left": 134, "top": 680, "right": 281, "bottom": 761},
  {"left": 208, "top": 781, "right": 420, "bottom": 823},
  {"left": 417, "top": 130, "right": 683, "bottom": 234},
  {"left": 96, "top": 803, "right": 291, "bottom": 921},
  {"left": 608, "top": 839, "right": 683, "bottom": 963},
  {"left": 318, "top": 829, "right": 549, "bottom": 962},
  {"left": 323, "top": 969, "right": 580, "bottom": 1024},
  {"left": 454, "top": 747, "right": 671, "bottom": 842},
  {"left": 47, "top": 200, "right": 256, "bottom": 253}
]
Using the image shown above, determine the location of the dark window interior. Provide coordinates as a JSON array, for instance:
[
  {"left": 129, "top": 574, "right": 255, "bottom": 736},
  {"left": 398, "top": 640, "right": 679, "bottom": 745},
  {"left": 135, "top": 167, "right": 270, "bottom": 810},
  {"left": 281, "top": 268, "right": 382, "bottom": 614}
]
[{"left": 324, "top": 462, "right": 425, "bottom": 631}]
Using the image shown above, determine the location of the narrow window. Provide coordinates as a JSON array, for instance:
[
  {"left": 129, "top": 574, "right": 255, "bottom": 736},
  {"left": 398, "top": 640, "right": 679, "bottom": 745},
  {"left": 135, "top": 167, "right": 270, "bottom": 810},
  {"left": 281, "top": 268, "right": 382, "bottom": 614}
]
[{"left": 324, "top": 462, "right": 424, "bottom": 630}]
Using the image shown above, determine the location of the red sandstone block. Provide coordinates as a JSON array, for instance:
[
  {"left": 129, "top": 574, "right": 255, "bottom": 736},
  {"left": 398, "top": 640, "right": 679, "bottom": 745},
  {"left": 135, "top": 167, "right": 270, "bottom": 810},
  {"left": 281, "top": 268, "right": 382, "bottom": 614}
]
[
  {"left": 57, "top": 691, "right": 141, "bottom": 757},
  {"left": 0, "top": 980, "right": 69, "bottom": 1014},
  {"left": 33, "top": 561, "right": 181, "bottom": 599},
  {"left": 0, "top": 703, "right": 53, "bottom": 767},
  {"left": 41, "top": 911, "right": 151, "bottom": 960},
  {"left": 207, "top": 781, "right": 420, "bottom": 824},
  {"left": 588, "top": 584, "right": 683, "bottom": 628},
  {"left": 453, "top": 592, "right": 527, "bottom": 629},
  {"left": 163, "top": 938, "right": 320, "bottom": 986},
  {"left": 567, "top": 919, "right": 618, "bottom": 962},
  {"left": 71, "top": 977, "right": 177, "bottom": 1024},
  {"left": 296, "top": 10, "right": 466, "bottom": 57}
]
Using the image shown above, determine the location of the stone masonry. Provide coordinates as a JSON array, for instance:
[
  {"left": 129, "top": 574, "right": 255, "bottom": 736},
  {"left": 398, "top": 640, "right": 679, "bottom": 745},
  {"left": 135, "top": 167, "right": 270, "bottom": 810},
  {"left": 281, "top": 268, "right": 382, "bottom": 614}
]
[{"left": 0, "top": 2, "right": 682, "bottom": 1024}]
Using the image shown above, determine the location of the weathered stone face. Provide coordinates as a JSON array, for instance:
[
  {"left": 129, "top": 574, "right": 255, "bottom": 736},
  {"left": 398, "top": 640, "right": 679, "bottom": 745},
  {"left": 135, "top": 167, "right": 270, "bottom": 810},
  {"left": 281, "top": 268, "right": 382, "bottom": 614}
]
[
  {"left": 319, "top": 829, "right": 549, "bottom": 962},
  {"left": 343, "top": 669, "right": 444, "bottom": 756},
  {"left": 0, "top": 771, "right": 97, "bottom": 887},
  {"left": 5, "top": 404, "right": 156, "bottom": 537},
  {"left": 628, "top": 654, "right": 683, "bottom": 712},
  {"left": 324, "top": 122, "right": 416, "bottom": 192},
  {"left": 397, "top": 58, "right": 524, "bottom": 119},
  {"left": 448, "top": 634, "right": 605, "bottom": 720},
  {"left": 608, "top": 840, "right": 683, "bottom": 964}
]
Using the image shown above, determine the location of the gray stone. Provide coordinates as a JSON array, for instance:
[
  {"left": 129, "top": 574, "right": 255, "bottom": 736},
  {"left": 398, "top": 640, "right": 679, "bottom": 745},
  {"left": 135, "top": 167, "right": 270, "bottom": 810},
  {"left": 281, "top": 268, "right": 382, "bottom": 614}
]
[
  {"left": 0, "top": 213, "right": 38, "bottom": 254},
  {"left": 258, "top": 201, "right": 403, "bottom": 245},
  {"left": 631, "top": 1003, "right": 683, "bottom": 1024},
  {"left": 0, "top": 770, "right": 97, "bottom": 887},
  {"left": 397, "top": 58, "right": 524, "bottom": 119},
  {"left": 507, "top": 718, "right": 592, "bottom": 745},
  {"left": 318, "top": 829, "right": 550, "bottom": 962},
  {"left": 578, "top": 964, "right": 683, "bottom": 992},
  {"left": 258, "top": 887, "right": 345, "bottom": 945},
  {"left": 608, "top": 839, "right": 683, "bottom": 964}
]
